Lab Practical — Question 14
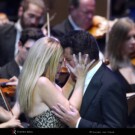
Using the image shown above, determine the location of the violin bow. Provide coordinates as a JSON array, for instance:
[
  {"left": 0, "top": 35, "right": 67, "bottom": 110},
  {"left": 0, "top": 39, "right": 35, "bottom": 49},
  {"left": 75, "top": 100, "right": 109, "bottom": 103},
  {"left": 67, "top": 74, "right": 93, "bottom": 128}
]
[
  {"left": 0, "top": 88, "right": 14, "bottom": 115},
  {"left": 42, "top": 12, "right": 56, "bottom": 29},
  {"left": 46, "top": 10, "right": 51, "bottom": 37},
  {"left": 105, "top": 0, "right": 111, "bottom": 46}
]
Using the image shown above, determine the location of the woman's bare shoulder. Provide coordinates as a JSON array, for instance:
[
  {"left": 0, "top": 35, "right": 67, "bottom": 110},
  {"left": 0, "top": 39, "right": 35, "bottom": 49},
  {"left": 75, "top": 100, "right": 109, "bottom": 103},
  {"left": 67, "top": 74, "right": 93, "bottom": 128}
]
[{"left": 37, "top": 76, "right": 50, "bottom": 87}]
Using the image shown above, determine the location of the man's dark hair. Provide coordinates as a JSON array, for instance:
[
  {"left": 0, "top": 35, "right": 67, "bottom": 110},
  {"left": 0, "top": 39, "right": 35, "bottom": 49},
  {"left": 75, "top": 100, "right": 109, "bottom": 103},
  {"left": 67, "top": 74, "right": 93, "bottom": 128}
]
[
  {"left": 20, "top": 27, "right": 44, "bottom": 46},
  {"left": 69, "top": 0, "right": 80, "bottom": 8},
  {"left": 60, "top": 30, "right": 99, "bottom": 60}
]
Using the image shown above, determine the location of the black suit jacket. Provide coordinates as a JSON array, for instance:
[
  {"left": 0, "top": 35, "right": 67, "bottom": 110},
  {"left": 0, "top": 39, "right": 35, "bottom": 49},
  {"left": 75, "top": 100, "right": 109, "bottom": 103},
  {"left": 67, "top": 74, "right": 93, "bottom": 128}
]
[
  {"left": 0, "top": 59, "right": 20, "bottom": 79},
  {"left": 51, "top": 18, "right": 74, "bottom": 39},
  {"left": 0, "top": 23, "right": 17, "bottom": 66},
  {"left": 79, "top": 64, "right": 128, "bottom": 128}
]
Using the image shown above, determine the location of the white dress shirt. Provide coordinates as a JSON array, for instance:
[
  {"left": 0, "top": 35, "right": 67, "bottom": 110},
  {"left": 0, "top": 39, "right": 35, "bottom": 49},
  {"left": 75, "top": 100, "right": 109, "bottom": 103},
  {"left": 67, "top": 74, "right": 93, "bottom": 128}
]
[
  {"left": 68, "top": 15, "right": 83, "bottom": 31},
  {"left": 14, "top": 20, "right": 23, "bottom": 56},
  {"left": 76, "top": 60, "right": 102, "bottom": 128}
]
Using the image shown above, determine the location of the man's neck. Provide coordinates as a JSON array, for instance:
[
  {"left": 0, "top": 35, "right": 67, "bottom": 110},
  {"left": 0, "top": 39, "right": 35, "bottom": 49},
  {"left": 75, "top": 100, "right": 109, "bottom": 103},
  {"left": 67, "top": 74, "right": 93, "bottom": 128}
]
[
  {"left": 15, "top": 19, "right": 23, "bottom": 32},
  {"left": 15, "top": 55, "right": 22, "bottom": 67}
]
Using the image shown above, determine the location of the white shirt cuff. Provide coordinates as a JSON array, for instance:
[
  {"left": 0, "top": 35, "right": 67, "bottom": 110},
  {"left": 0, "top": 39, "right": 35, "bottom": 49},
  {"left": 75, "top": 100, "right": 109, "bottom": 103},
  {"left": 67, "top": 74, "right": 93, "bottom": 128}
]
[{"left": 75, "top": 117, "right": 81, "bottom": 128}]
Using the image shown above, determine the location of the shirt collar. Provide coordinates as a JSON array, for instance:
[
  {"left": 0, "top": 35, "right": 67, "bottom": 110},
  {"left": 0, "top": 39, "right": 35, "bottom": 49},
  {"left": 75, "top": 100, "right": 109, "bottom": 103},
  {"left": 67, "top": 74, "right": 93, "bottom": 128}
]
[
  {"left": 86, "top": 60, "right": 102, "bottom": 79},
  {"left": 68, "top": 15, "right": 84, "bottom": 30},
  {"left": 83, "top": 60, "right": 102, "bottom": 94},
  {"left": 15, "top": 19, "right": 23, "bottom": 32},
  {"left": 19, "top": 65, "right": 23, "bottom": 71}
]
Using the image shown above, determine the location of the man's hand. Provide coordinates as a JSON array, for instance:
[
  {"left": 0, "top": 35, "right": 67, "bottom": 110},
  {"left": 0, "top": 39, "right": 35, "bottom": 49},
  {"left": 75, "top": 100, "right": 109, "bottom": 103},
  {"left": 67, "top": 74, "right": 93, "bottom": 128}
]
[
  {"left": 6, "top": 76, "right": 18, "bottom": 86},
  {"left": 52, "top": 104, "right": 80, "bottom": 128}
]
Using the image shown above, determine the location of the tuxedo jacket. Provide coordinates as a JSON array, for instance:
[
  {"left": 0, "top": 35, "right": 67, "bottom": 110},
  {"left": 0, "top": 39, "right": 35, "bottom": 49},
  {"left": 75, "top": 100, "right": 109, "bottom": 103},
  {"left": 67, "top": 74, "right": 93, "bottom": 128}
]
[
  {"left": 51, "top": 18, "right": 74, "bottom": 39},
  {"left": 79, "top": 64, "right": 128, "bottom": 128},
  {"left": 0, "top": 59, "right": 20, "bottom": 79},
  {"left": 0, "top": 23, "right": 17, "bottom": 66}
]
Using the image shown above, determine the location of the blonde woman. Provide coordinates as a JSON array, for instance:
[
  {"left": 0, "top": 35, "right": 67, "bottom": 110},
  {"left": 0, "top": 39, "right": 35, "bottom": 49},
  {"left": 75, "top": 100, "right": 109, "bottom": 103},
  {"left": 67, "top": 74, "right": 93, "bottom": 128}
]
[{"left": 16, "top": 36, "right": 94, "bottom": 128}]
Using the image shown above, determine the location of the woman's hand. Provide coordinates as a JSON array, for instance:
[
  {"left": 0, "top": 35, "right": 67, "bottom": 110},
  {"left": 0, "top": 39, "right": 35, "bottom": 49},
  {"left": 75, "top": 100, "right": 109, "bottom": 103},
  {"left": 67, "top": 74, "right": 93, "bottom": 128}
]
[{"left": 67, "top": 52, "right": 95, "bottom": 79}]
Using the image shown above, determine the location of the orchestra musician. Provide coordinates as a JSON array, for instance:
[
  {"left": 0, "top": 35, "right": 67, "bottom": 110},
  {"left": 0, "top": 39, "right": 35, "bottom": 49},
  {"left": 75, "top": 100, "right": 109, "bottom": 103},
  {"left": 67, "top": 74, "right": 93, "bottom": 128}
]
[
  {"left": 0, "top": 28, "right": 44, "bottom": 128},
  {"left": 105, "top": 17, "right": 135, "bottom": 127},
  {"left": 0, "top": 0, "right": 46, "bottom": 67},
  {"left": 51, "top": 0, "right": 115, "bottom": 55},
  {"left": 105, "top": 17, "right": 135, "bottom": 92},
  {"left": 0, "top": 27, "right": 44, "bottom": 107}
]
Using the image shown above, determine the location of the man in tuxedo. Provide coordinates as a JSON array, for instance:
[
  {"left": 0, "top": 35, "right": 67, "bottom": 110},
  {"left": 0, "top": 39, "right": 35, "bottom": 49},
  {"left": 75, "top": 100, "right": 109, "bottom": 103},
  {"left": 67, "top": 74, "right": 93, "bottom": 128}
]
[
  {"left": 0, "top": 0, "right": 46, "bottom": 66},
  {"left": 52, "top": 30, "right": 128, "bottom": 128},
  {"left": 51, "top": 0, "right": 95, "bottom": 38},
  {"left": 51, "top": 0, "right": 105, "bottom": 58}
]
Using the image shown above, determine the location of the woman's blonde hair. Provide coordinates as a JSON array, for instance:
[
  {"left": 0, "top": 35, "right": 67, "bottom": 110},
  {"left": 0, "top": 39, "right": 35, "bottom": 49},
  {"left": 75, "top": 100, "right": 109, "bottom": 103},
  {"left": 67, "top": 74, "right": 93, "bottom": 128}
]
[
  {"left": 17, "top": 37, "right": 63, "bottom": 113},
  {"left": 105, "top": 17, "right": 135, "bottom": 70}
]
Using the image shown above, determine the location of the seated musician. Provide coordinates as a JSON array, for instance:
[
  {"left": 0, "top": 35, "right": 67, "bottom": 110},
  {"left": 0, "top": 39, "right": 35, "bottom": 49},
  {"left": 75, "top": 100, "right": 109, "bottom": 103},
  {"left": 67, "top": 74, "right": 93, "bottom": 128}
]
[
  {"left": 0, "top": 28, "right": 44, "bottom": 128},
  {"left": 51, "top": 0, "right": 114, "bottom": 55}
]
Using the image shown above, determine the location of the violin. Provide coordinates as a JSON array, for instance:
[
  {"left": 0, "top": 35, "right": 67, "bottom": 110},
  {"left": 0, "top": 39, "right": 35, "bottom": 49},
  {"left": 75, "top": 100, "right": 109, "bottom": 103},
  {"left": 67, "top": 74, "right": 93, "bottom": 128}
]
[
  {"left": 131, "top": 58, "right": 135, "bottom": 66},
  {"left": 0, "top": 78, "right": 16, "bottom": 96},
  {"left": 129, "top": 52, "right": 135, "bottom": 66},
  {"left": 89, "top": 15, "right": 117, "bottom": 38}
]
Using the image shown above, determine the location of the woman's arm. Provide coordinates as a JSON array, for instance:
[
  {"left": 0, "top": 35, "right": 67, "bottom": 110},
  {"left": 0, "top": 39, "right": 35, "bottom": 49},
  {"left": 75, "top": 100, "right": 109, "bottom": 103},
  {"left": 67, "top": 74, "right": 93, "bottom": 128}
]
[
  {"left": 0, "top": 107, "right": 12, "bottom": 122},
  {"left": 62, "top": 75, "right": 75, "bottom": 99},
  {"left": 11, "top": 102, "right": 21, "bottom": 118},
  {"left": 39, "top": 53, "right": 94, "bottom": 111}
]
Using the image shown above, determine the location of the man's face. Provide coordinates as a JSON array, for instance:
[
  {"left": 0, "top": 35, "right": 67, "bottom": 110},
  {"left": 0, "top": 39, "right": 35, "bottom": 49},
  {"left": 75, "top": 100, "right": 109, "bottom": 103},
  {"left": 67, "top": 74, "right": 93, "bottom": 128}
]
[
  {"left": 123, "top": 28, "right": 135, "bottom": 57},
  {"left": 21, "top": 3, "right": 44, "bottom": 28},
  {"left": 64, "top": 47, "right": 75, "bottom": 67},
  {"left": 71, "top": 0, "right": 95, "bottom": 30},
  {"left": 64, "top": 47, "right": 91, "bottom": 67},
  {"left": 18, "top": 39, "right": 35, "bottom": 66}
]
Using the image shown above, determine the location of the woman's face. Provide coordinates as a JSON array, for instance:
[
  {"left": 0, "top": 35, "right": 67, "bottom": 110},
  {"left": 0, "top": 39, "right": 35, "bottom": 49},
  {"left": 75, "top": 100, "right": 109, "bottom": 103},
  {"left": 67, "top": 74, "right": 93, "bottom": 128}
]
[
  {"left": 63, "top": 47, "right": 75, "bottom": 67},
  {"left": 123, "top": 28, "right": 135, "bottom": 57},
  {"left": 55, "top": 56, "right": 64, "bottom": 79}
]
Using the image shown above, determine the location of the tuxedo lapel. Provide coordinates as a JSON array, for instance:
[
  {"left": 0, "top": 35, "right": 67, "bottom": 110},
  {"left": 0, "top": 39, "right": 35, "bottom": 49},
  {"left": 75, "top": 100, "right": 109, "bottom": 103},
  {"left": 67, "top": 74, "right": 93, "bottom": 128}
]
[
  {"left": 65, "top": 19, "right": 74, "bottom": 32},
  {"left": 80, "top": 64, "right": 105, "bottom": 116}
]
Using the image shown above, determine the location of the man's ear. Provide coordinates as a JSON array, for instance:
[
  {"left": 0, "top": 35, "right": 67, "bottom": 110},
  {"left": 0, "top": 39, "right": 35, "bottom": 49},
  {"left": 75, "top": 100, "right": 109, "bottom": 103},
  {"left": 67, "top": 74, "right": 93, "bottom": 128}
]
[{"left": 18, "top": 6, "right": 24, "bottom": 18}]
